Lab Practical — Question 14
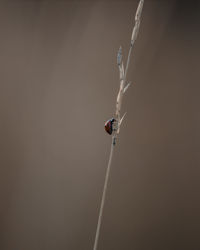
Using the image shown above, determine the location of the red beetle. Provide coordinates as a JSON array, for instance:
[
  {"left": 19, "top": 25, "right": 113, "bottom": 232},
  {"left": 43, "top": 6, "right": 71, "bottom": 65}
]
[{"left": 105, "top": 118, "right": 116, "bottom": 135}]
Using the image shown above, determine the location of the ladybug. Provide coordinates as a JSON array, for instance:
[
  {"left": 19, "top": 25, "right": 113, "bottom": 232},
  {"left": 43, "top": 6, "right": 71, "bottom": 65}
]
[{"left": 105, "top": 118, "right": 116, "bottom": 135}]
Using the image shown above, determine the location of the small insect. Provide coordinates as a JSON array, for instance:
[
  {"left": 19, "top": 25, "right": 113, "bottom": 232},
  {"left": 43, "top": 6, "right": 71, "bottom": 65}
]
[{"left": 104, "top": 118, "right": 116, "bottom": 135}]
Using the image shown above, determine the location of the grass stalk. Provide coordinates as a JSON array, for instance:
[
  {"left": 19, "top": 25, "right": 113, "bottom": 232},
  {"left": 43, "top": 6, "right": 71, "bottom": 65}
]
[{"left": 93, "top": 1, "right": 144, "bottom": 249}]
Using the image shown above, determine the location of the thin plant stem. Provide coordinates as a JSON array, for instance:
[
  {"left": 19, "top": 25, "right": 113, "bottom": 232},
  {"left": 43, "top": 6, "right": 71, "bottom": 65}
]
[
  {"left": 93, "top": 136, "right": 115, "bottom": 250},
  {"left": 124, "top": 45, "right": 133, "bottom": 83},
  {"left": 93, "top": 1, "right": 144, "bottom": 249}
]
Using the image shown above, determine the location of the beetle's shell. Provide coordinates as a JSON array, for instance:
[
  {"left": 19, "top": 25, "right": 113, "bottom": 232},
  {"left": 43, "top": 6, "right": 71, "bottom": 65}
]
[{"left": 105, "top": 118, "right": 115, "bottom": 135}]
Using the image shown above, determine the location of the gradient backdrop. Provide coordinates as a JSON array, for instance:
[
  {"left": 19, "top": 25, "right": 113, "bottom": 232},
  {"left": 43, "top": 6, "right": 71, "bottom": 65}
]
[{"left": 0, "top": 0, "right": 200, "bottom": 249}]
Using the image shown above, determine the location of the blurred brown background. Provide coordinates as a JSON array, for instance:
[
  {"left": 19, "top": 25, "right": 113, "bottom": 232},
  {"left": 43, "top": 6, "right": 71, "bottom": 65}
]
[{"left": 0, "top": 0, "right": 200, "bottom": 249}]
